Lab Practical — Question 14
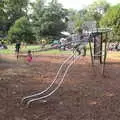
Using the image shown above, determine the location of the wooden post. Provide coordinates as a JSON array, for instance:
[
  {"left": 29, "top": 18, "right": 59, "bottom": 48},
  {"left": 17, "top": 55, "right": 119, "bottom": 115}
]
[
  {"left": 102, "top": 32, "right": 108, "bottom": 76},
  {"left": 89, "top": 35, "right": 94, "bottom": 65},
  {"left": 100, "top": 33, "right": 103, "bottom": 64},
  {"left": 93, "top": 35, "right": 96, "bottom": 60}
]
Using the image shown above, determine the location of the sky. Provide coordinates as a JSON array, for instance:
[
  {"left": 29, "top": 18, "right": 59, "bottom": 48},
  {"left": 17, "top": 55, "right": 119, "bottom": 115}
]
[
  {"left": 30, "top": 0, "right": 120, "bottom": 10},
  {"left": 57, "top": 0, "right": 120, "bottom": 10}
]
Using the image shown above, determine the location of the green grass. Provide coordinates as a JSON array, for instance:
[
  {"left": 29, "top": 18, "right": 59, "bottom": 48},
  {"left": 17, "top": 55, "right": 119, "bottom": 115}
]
[
  {"left": 0, "top": 44, "right": 91, "bottom": 55},
  {"left": 21, "top": 45, "right": 41, "bottom": 52},
  {"left": 0, "top": 45, "right": 14, "bottom": 54},
  {"left": 40, "top": 49, "right": 73, "bottom": 55},
  {"left": 107, "top": 51, "right": 120, "bottom": 59},
  {"left": 0, "top": 45, "right": 120, "bottom": 60},
  {"left": 0, "top": 45, "right": 41, "bottom": 54}
]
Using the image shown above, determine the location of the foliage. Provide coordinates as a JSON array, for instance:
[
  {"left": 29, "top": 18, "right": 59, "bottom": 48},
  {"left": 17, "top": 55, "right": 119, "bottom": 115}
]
[
  {"left": 0, "top": 0, "right": 8, "bottom": 35},
  {"left": 66, "top": 0, "right": 110, "bottom": 33},
  {"left": 0, "top": 45, "right": 41, "bottom": 54},
  {"left": 100, "top": 4, "right": 120, "bottom": 41},
  {"left": 8, "top": 16, "right": 35, "bottom": 43},
  {"left": 0, "top": 0, "right": 119, "bottom": 45},
  {"left": 66, "top": 9, "right": 83, "bottom": 33},
  {"left": 85, "top": 0, "right": 110, "bottom": 27},
  {"left": 66, "top": 9, "right": 85, "bottom": 34},
  {"left": 2, "top": 0, "right": 29, "bottom": 32},
  {"left": 32, "top": 0, "right": 68, "bottom": 41}
]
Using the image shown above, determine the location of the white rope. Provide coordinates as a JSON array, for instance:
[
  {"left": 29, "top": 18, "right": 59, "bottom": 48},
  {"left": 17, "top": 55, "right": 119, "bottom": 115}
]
[
  {"left": 22, "top": 40, "right": 88, "bottom": 105},
  {"left": 21, "top": 55, "right": 73, "bottom": 103},
  {"left": 26, "top": 55, "right": 80, "bottom": 107}
]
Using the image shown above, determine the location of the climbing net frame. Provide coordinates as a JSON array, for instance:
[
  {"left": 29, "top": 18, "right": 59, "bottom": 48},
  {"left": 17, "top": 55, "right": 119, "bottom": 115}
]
[{"left": 88, "top": 27, "right": 112, "bottom": 75}]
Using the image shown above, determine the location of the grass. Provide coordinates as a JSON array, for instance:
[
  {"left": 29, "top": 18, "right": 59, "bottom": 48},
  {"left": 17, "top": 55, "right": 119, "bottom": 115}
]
[
  {"left": 0, "top": 44, "right": 85, "bottom": 55},
  {"left": 0, "top": 44, "right": 120, "bottom": 60},
  {"left": 107, "top": 51, "right": 120, "bottom": 59},
  {"left": 0, "top": 45, "right": 41, "bottom": 54},
  {"left": 40, "top": 49, "right": 73, "bottom": 55},
  {"left": 0, "top": 44, "right": 100, "bottom": 56}
]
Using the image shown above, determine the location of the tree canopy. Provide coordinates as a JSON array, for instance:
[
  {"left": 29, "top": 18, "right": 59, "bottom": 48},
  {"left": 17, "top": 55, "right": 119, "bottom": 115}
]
[
  {"left": 8, "top": 16, "right": 35, "bottom": 43},
  {"left": 32, "top": 0, "right": 68, "bottom": 41},
  {"left": 3, "top": 0, "right": 28, "bottom": 31},
  {"left": 66, "top": 0, "right": 110, "bottom": 33},
  {"left": 100, "top": 4, "right": 120, "bottom": 41},
  {"left": 85, "top": 0, "right": 110, "bottom": 27},
  {"left": 0, "top": 0, "right": 8, "bottom": 35},
  {"left": 0, "top": 0, "right": 120, "bottom": 43}
]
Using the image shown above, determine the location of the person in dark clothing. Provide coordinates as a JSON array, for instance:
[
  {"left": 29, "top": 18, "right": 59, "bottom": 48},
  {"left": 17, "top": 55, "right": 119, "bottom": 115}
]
[
  {"left": 115, "top": 42, "right": 119, "bottom": 51},
  {"left": 15, "top": 41, "right": 21, "bottom": 53},
  {"left": 15, "top": 41, "right": 21, "bottom": 59},
  {"left": 74, "top": 44, "right": 81, "bottom": 55},
  {"left": 74, "top": 43, "right": 86, "bottom": 56}
]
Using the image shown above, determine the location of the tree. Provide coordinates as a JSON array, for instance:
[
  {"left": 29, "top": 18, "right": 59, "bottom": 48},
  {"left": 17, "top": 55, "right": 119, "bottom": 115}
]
[
  {"left": 3, "top": 0, "right": 29, "bottom": 31},
  {"left": 0, "top": 0, "right": 8, "bottom": 36},
  {"left": 85, "top": 0, "right": 110, "bottom": 27},
  {"left": 66, "top": 9, "right": 76, "bottom": 33},
  {"left": 66, "top": 0, "right": 110, "bottom": 34},
  {"left": 66, "top": 9, "right": 84, "bottom": 34},
  {"left": 8, "top": 16, "right": 35, "bottom": 43},
  {"left": 32, "top": 0, "right": 68, "bottom": 41},
  {"left": 100, "top": 4, "right": 120, "bottom": 41}
]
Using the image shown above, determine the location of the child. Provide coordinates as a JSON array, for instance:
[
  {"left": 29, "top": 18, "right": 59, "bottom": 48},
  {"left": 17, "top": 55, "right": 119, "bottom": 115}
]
[{"left": 26, "top": 50, "right": 32, "bottom": 62}]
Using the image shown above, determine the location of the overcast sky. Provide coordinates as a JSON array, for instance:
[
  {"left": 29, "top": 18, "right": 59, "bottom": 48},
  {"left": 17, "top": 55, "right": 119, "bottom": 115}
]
[
  {"left": 58, "top": 0, "right": 120, "bottom": 10},
  {"left": 31, "top": 0, "right": 120, "bottom": 10}
]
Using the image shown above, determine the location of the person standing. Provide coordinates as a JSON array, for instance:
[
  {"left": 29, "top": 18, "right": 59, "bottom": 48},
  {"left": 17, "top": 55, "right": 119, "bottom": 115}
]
[
  {"left": 15, "top": 40, "right": 21, "bottom": 59},
  {"left": 41, "top": 39, "right": 46, "bottom": 49}
]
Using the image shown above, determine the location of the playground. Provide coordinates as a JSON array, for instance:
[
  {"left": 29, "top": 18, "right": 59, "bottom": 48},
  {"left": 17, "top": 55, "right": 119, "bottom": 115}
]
[
  {"left": 0, "top": 51, "right": 120, "bottom": 120},
  {"left": 0, "top": 0, "right": 120, "bottom": 119}
]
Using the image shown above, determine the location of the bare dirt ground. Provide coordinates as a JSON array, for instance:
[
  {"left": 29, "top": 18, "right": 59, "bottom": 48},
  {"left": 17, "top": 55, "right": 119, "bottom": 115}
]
[{"left": 0, "top": 54, "right": 120, "bottom": 120}]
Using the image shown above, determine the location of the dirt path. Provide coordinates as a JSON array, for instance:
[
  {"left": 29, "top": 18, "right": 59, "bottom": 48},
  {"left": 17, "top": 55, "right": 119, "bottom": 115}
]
[{"left": 0, "top": 54, "right": 120, "bottom": 120}]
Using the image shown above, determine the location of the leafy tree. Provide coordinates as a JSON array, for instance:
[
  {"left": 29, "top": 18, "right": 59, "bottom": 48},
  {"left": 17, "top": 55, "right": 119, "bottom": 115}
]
[
  {"left": 85, "top": 0, "right": 110, "bottom": 27},
  {"left": 66, "top": 0, "right": 110, "bottom": 34},
  {"left": 0, "top": 0, "right": 8, "bottom": 36},
  {"left": 32, "top": 0, "right": 68, "bottom": 41},
  {"left": 100, "top": 4, "right": 120, "bottom": 41},
  {"left": 66, "top": 9, "right": 77, "bottom": 33},
  {"left": 3, "top": 0, "right": 29, "bottom": 31},
  {"left": 66, "top": 9, "right": 84, "bottom": 34},
  {"left": 8, "top": 16, "right": 35, "bottom": 43}
]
